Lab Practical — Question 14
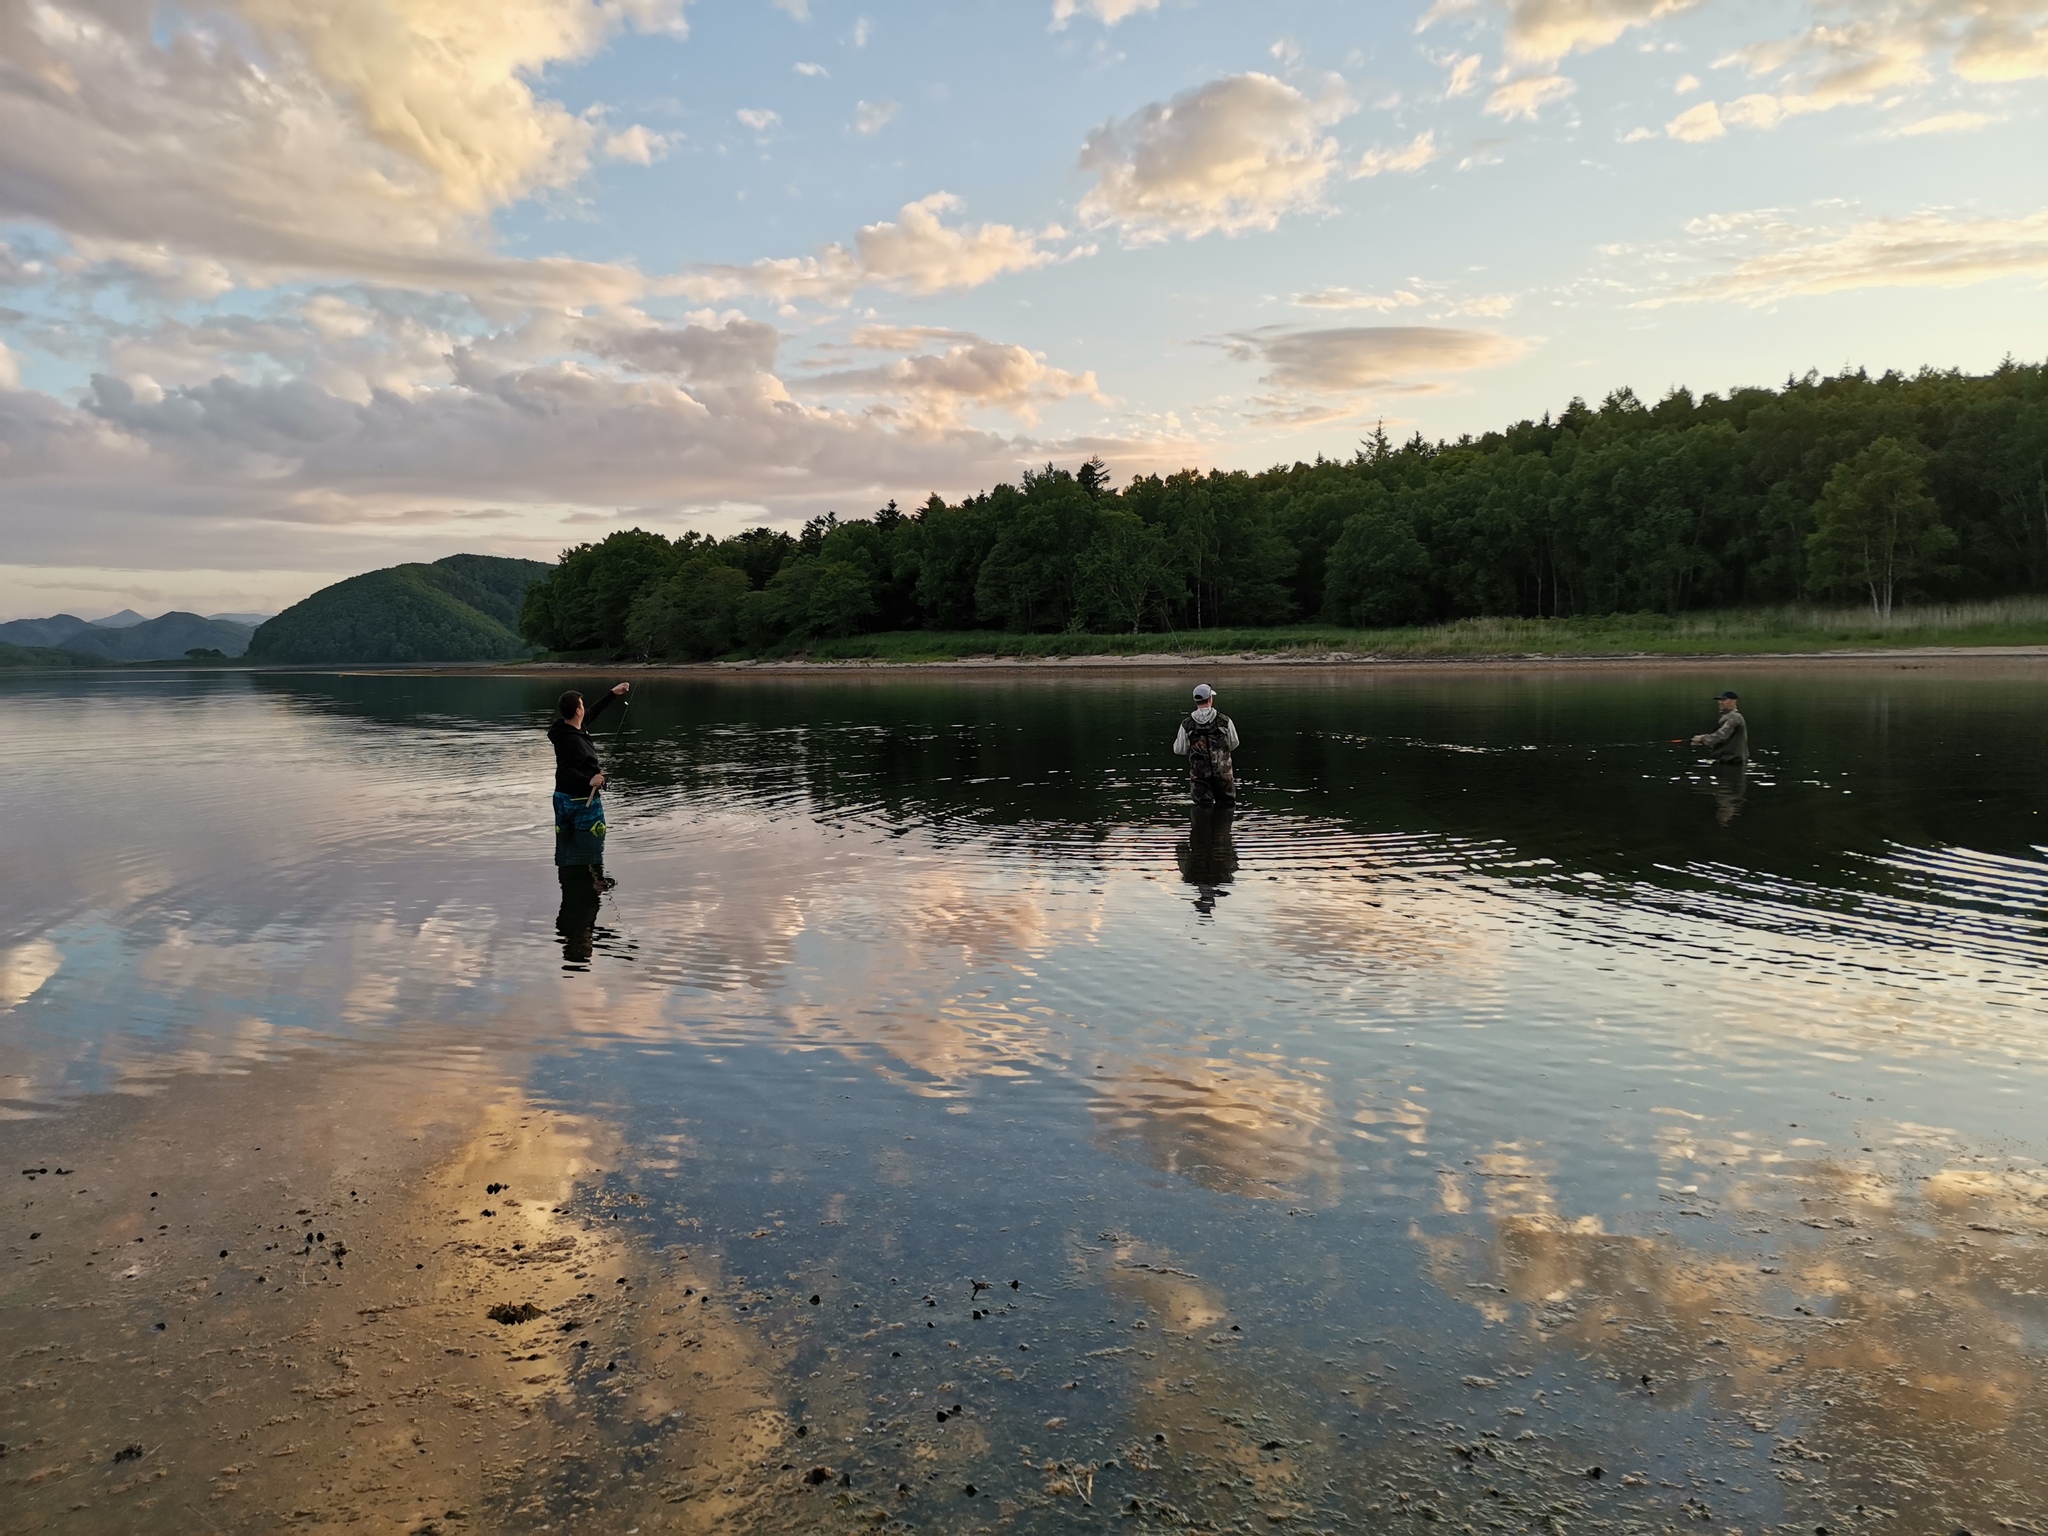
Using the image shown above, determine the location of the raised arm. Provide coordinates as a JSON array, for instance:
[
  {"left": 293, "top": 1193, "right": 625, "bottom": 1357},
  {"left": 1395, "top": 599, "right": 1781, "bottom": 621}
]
[{"left": 585, "top": 681, "right": 631, "bottom": 725}]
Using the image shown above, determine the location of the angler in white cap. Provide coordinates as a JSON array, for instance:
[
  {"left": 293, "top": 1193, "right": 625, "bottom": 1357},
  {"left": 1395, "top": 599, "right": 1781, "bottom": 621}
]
[{"left": 1172, "top": 683, "right": 1241, "bottom": 807}]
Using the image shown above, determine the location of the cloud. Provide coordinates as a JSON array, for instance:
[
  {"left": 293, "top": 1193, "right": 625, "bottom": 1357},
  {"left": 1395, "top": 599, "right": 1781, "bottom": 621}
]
[
  {"left": 0, "top": 342, "right": 1168, "bottom": 583},
  {"left": 1051, "top": 0, "right": 1162, "bottom": 27},
  {"left": 795, "top": 61, "right": 829, "bottom": 76},
  {"left": 571, "top": 315, "right": 783, "bottom": 380},
  {"left": 1675, "top": 72, "right": 1702, "bottom": 92},
  {"left": 1646, "top": 205, "right": 2048, "bottom": 306},
  {"left": 1713, "top": 0, "right": 2048, "bottom": 124},
  {"left": 1355, "top": 131, "right": 1443, "bottom": 176},
  {"left": 800, "top": 334, "right": 1105, "bottom": 426},
  {"left": 677, "top": 194, "right": 1058, "bottom": 303},
  {"left": 0, "top": 340, "right": 18, "bottom": 390},
  {"left": 1423, "top": 0, "right": 1703, "bottom": 66},
  {"left": 1078, "top": 73, "right": 1357, "bottom": 243},
  {"left": 0, "top": 0, "right": 688, "bottom": 301},
  {"left": 1665, "top": 100, "right": 1726, "bottom": 139},
  {"left": 736, "top": 108, "right": 783, "bottom": 132},
  {"left": 602, "top": 126, "right": 671, "bottom": 164},
  {"left": 1293, "top": 287, "right": 1427, "bottom": 311},
  {"left": 772, "top": 0, "right": 810, "bottom": 17},
  {"left": 854, "top": 100, "right": 900, "bottom": 136},
  {"left": 1222, "top": 325, "right": 1525, "bottom": 393},
  {"left": 1895, "top": 109, "right": 1995, "bottom": 133},
  {"left": 852, "top": 16, "right": 874, "bottom": 46},
  {"left": 1446, "top": 54, "right": 1485, "bottom": 96},
  {"left": 1483, "top": 73, "right": 1578, "bottom": 119}
]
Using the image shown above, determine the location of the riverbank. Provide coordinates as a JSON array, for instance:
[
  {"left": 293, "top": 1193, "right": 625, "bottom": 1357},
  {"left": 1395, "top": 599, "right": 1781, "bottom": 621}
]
[
  {"left": 13, "top": 602, "right": 2048, "bottom": 675},
  {"left": 722, "top": 602, "right": 2048, "bottom": 664}
]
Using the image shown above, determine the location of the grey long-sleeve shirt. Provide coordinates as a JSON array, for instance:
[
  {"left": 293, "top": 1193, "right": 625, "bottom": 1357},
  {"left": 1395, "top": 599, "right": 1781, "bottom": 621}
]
[{"left": 1697, "top": 709, "right": 1748, "bottom": 764}]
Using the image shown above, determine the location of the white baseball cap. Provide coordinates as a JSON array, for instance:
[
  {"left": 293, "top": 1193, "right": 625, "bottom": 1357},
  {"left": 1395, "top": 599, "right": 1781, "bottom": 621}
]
[{"left": 1192, "top": 683, "right": 1216, "bottom": 701}]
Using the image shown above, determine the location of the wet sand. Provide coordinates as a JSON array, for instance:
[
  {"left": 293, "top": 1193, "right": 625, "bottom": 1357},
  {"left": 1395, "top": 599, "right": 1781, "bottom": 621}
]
[
  {"left": 9, "top": 1041, "right": 2047, "bottom": 1534},
  {"left": 0, "top": 1050, "right": 789, "bottom": 1534}
]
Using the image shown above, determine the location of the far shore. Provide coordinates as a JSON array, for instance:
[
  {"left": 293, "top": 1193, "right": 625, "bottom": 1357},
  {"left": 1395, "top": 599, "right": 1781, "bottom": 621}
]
[{"left": 327, "top": 643, "right": 2048, "bottom": 678}]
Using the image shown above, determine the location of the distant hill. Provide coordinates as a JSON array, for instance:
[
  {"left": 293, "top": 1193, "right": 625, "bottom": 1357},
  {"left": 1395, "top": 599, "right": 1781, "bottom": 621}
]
[
  {"left": 89, "top": 609, "right": 149, "bottom": 628},
  {"left": 0, "top": 610, "right": 254, "bottom": 660},
  {"left": 0, "top": 614, "right": 93, "bottom": 649},
  {"left": 247, "top": 554, "right": 550, "bottom": 664},
  {"left": 58, "top": 612, "right": 256, "bottom": 661},
  {"left": 0, "top": 641, "right": 97, "bottom": 670}
]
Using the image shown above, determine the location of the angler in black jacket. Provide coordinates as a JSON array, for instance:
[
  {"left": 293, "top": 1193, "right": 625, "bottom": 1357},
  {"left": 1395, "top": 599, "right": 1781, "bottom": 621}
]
[{"left": 549, "top": 683, "right": 631, "bottom": 836}]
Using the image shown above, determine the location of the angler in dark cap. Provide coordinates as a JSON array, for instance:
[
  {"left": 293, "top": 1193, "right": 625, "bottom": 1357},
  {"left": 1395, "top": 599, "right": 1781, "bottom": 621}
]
[{"left": 1690, "top": 690, "right": 1748, "bottom": 766}]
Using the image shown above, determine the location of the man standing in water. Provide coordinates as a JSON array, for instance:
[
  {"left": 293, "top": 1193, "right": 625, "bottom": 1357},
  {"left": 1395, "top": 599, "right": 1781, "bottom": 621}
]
[
  {"left": 550, "top": 682, "right": 631, "bottom": 836},
  {"left": 1691, "top": 690, "right": 1749, "bottom": 766},
  {"left": 1173, "top": 682, "right": 1240, "bottom": 807}
]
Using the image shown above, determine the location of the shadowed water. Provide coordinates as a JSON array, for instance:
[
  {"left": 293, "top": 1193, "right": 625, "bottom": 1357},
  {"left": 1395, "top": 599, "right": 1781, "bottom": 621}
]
[{"left": 2, "top": 664, "right": 2045, "bottom": 1534}]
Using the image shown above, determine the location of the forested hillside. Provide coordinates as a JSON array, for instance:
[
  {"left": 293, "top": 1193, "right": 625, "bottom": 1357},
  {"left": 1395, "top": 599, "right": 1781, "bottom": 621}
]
[
  {"left": 519, "top": 362, "right": 2048, "bottom": 659},
  {"left": 250, "top": 555, "right": 550, "bottom": 664}
]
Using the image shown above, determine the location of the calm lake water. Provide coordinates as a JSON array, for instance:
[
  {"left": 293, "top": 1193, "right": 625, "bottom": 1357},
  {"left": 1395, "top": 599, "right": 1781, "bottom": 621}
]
[{"left": 3, "top": 664, "right": 2045, "bottom": 1534}]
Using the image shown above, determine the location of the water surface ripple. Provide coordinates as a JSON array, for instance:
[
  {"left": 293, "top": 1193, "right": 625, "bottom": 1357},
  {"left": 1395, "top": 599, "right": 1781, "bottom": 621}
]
[{"left": 1, "top": 665, "right": 2045, "bottom": 1535}]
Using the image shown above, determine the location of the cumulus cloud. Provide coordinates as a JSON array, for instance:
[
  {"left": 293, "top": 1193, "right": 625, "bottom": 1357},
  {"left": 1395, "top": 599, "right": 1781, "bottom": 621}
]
[
  {"left": 736, "top": 107, "right": 783, "bottom": 132},
  {"left": 1645, "top": 205, "right": 2048, "bottom": 306},
  {"left": 0, "top": 340, "right": 19, "bottom": 390},
  {"left": 800, "top": 332, "right": 1105, "bottom": 426},
  {"left": 0, "top": 0, "right": 687, "bottom": 301},
  {"left": 1679, "top": 0, "right": 2048, "bottom": 136},
  {"left": 1052, "top": 0, "right": 1162, "bottom": 27},
  {"left": 572, "top": 315, "right": 783, "bottom": 381},
  {"left": 1445, "top": 54, "right": 1485, "bottom": 96},
  {"left": 1423, "top": 0, "right": 1703, "bottom": 65},
  {"left": 0, "top": 338, "right": 1172, "bottom": 586},
  {"left": 1355, "top": 131, "right": 1443, "bottom": 176},
  {"left": 854, "top": 100, "right": 899, "bottom": 135},
  {"left": 795, "top": 60, "right": 829, "bottom": 76},
  {"left": 1665, "top": 100, "right": 1727, "bottom": 139},
  {"left": 603, "top": 126, "right": 671, "bottom": 164},
  {"left": 677, "top": 194, "right": 1057, "bottom": 302},
  {"left": 1078, "top": 73, "right": 1356, "bottom": 242},
  {"left": 1224, "top": 325, "right": 1525, "bottom": 393},
  {"left": 1484, "top": 73, "right": 1578, "bottom": 119}
]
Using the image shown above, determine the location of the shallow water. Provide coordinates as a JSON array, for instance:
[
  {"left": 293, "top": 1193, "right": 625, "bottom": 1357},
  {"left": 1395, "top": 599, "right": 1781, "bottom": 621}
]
[{"left": 3, "top": 664, "right": 2046, "bottom": 1533}]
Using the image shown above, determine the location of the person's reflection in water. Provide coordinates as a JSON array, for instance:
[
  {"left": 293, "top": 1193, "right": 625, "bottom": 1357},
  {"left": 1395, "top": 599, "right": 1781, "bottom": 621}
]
[
  {"left": 554, "top": 819, "right": 615, "bottom": 968},
  {"left": 1701, "top": 766, "right": 1748, "bottom": 826},
  {"left": 1175, "top": 806, "right": 1240, "bottom": 916}
]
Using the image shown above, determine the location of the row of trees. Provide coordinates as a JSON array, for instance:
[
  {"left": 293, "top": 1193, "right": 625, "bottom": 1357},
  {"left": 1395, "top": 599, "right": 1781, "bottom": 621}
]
[{"left": 518, "top": 361, "right": 2048, "bottom": 657}]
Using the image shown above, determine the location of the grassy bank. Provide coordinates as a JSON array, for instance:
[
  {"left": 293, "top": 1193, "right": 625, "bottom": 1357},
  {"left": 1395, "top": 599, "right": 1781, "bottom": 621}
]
[{"left": 743, "top": 598, "right": 2048, "bottom": 663}]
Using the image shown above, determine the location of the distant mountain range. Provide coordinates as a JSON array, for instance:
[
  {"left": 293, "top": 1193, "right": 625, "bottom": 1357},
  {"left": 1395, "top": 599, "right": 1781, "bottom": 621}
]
[
  {"left": 0, "top": 554, "right": 548, "bottom": 668},
  {"left": 246, "top": 554, "right": 549, "bottom": 663},
  {"left": 0, "top": 610, "right": 260, "bottom": 662}
]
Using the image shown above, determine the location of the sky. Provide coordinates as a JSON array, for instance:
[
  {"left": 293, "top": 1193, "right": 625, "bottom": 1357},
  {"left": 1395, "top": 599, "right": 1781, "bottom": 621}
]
[{"left": 1, "top": 0, "right": 2045, "bottom": 620}]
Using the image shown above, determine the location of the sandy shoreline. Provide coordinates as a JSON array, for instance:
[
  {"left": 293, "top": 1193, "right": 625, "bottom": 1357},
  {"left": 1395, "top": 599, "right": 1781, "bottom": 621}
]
[{"left": 324, "top": 644, "right": 2048, "bottom": 679}]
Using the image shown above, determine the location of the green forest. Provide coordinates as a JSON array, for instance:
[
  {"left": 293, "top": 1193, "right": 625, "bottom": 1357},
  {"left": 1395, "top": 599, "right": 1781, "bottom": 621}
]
[
  {"left": 250, "top": 553, "right": 550, "bottom": 664},
  {"left": 518, "top": 361, "right": 2048, "bottom": 660}
]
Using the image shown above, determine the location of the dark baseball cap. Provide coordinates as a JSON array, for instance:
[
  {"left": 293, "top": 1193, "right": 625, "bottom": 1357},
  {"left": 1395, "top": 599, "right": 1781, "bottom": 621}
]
[{"left": 1716, "top": 690, "right": 1739, "bottom": 700}]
